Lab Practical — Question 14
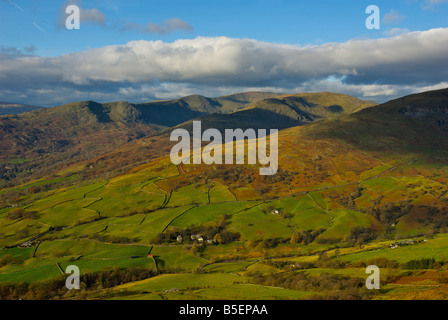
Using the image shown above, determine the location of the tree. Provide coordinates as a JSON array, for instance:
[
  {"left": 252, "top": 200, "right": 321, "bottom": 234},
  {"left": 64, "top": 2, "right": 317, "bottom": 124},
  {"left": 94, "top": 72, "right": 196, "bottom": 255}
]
[
  {"left": 190, "top": 243, "right": 199, "bottom": 256},
  {"left": 0, "top": 254, "right": 13, "bottom": 267},
  {"left": 262, "top": 204, "right": 275, "bottom": 214},
  {"left": 290, "top": 232, "right": 300, "bottom": 244},
  {"left": 213, "top": 233, "right": 223, "bottom": 245},
  {"left": 281, "top": 210, "right": 291, "bottom": 219},
  {"left": 317, "top": 251, "right": 329, "bottom": 265},
  {"left": 7, "top": 208, "right": 26, "bottom": 220},
  {"left": 347, "top": 227, "right": 377, "bottom": 245}
]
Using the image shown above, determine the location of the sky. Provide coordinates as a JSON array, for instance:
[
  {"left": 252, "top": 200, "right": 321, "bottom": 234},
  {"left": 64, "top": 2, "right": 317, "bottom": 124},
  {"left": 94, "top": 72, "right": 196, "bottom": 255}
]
[{"left": 0, "top": 0, "right": 447, "bottom": 106}]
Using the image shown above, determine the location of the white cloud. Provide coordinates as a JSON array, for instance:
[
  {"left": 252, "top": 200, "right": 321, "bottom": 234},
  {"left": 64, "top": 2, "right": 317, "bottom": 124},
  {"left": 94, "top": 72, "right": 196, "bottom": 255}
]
[
  {"left": 422, "top": 0, "right": 448, "bottom": 9},
  {"left": 146, "top": 18, "right": 193, "bottom": 34},
  {"left": 1, "top": 28, "right": 448, "bottom": 105},
  {"left": 82, "top": 8, "right": 106, "bottom": 25},
  {"left": 383, "top": 10, "right": 405, "bottom": 25}
]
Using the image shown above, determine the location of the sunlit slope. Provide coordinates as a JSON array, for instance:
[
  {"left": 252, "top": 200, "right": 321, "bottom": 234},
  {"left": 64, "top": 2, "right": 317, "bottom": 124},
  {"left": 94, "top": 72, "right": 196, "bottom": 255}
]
[
  {"left": 243, "top": 91, "right": 376, "bottom": 120},
  {"left": 167, "top": 92, "right": 376, "bottom": 133}
]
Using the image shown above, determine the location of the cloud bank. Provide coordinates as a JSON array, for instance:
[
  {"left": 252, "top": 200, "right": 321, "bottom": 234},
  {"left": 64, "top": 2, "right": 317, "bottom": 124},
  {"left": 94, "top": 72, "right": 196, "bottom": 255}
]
[{"left": 1, "top": 28, "right": 447, "bottom": 105}]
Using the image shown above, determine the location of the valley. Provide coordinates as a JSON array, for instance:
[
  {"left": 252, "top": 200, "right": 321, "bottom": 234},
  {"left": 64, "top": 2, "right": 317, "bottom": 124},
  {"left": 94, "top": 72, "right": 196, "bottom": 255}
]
[{"left": 0, "top": 89, "right": 448, "bottom": 300}]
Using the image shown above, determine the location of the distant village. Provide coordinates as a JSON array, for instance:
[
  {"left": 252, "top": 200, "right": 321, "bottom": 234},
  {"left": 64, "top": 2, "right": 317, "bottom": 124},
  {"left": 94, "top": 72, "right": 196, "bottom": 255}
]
[{"left": 388, "top": 239, "right": 417, "bottom": 249}]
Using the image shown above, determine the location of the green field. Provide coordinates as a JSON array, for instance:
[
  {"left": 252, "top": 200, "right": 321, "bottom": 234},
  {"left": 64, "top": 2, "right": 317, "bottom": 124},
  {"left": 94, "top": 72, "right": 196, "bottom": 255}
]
[
  {"left": 1, "top": 139, "right": 448, "bottom": 301},
  {"left": 340, "top": 234, "right": 448, "bottom": 263}
]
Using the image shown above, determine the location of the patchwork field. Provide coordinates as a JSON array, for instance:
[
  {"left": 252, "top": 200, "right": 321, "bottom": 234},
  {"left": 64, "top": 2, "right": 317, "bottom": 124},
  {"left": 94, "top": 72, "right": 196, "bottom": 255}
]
[{"left": 1, "top": 142, "right": 447, "bottom": 301}]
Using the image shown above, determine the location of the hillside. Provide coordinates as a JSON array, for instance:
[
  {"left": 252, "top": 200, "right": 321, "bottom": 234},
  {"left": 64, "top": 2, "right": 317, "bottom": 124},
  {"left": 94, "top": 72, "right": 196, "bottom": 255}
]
[
  {"left": 0, "top": 101, "right": 162, "bottom": 186},
  {"left": 46, "top": 92, "right": 375, "bottom": 182},
  {"left": 131, "top": 91, "right": 283, "bottom": 126},
  {"left": 49, "top": 89, "right": 448, "bottom": 187},
  {"left": 0, "top": 92, "right": 367, "bottom": 187},
  {"left": 302, "top": 88, "right": 448, "bottom": 157},
  {"left": 244, "top": 92, "right": 376, "bottom": 121},
  {"left": 0, "top": 92, "right": 281, "bottom": 186},
  {"left": 166, "top": 92, "right": 376, "bottom": 134},
  {"left": 1, "top": 88, "right": 448, "bottom": 300}
]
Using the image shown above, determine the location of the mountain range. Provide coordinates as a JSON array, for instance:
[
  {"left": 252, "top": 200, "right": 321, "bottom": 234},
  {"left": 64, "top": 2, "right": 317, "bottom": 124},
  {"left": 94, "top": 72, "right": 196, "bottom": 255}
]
[{"left": 0, "top": 91, "right": 375, "bottom": 185}]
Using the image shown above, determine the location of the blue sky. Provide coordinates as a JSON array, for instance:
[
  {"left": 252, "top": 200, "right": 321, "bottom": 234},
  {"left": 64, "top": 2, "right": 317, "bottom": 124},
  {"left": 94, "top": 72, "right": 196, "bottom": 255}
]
[
  {"left": 0, "top": 0, "right": 447, "bottom": 105},
  {"left": 2, "top": 0, "right": 448, "bottom": 56}
]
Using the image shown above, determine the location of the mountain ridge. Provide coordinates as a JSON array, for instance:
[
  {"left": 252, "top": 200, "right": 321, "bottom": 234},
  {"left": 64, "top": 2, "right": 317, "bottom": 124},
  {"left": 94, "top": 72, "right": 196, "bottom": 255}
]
[
  {"left": 0, "top": 91, "right": 284, "bottom": 186},
  {"left": 165, "top": 92, "right": 377, "bottom": 134},
  {"left": 1, "top": 89, "right": 445, "bottom": 188}
]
